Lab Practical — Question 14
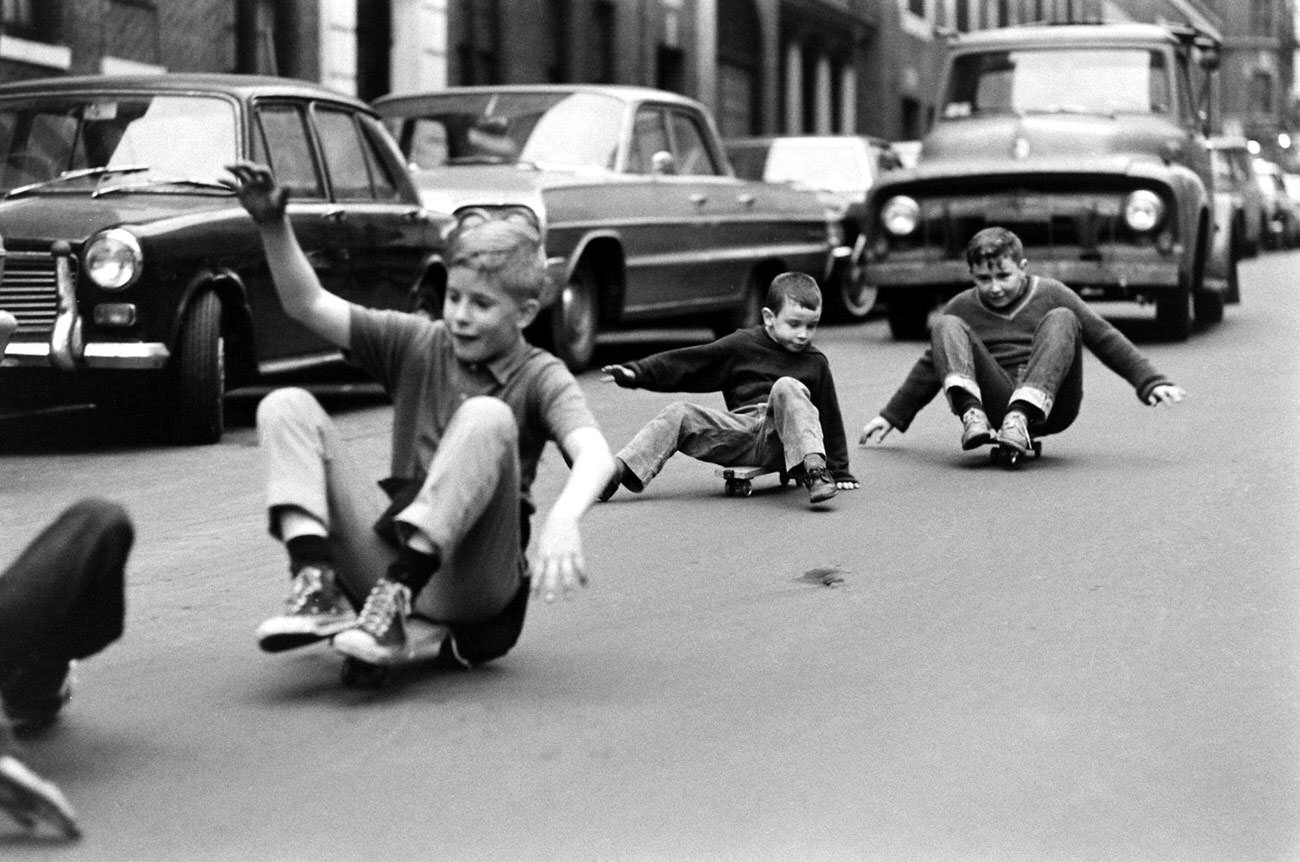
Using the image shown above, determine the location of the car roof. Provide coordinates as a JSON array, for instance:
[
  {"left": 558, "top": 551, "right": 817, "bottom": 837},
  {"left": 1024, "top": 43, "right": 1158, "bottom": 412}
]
[
  {"left": 948, "top": 22, "right": 1183, "bottom": 51},
  {"left": 0, "top": 73, "right": 371, "bottom": 110},
  {"left": 373, "top": 83, "right": 706, "bottom": 111}
]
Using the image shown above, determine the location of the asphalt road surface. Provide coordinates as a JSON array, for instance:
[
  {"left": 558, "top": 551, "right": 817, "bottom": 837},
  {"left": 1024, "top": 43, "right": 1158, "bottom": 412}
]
[{"left": 1, "top": 252, "right": 1297, "bottom": 861}]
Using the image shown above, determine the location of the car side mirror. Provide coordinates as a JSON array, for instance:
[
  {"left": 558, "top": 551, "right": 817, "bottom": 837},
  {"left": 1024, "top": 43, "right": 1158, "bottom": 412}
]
[{"left": 651, "top": 150, "right": 676, "bottom": 176}]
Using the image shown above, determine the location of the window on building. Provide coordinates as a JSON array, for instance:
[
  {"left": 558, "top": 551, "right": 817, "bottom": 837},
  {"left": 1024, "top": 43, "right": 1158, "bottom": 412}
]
[
  {"left": 457, "top": 0, "right": 501, "bottom": 85},
  {"left": 592, "top": 1, "right": 615, "bottom": 84},
  {"left": 1250, "top": 70, "right": 1274, "bottom": 116},
  {"left": 908, "top": 0, "right": 926, "bottom": 18},
  {"left": 1250, "top": 0, "right": 1273, "bottom": 36},
  {"left": 3, "top": 0, "right": 59, "bottom": 43}
]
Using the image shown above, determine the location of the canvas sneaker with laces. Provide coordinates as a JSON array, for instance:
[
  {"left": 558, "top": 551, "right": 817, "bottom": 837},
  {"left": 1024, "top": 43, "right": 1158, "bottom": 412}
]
[
  {"left": 996, "top": 410, "right": 1032, "bottom": 453},
  {"left": 331, "top": 578, "right": 412, "bottom": 665},
  {"left": 0, "top": 754, "right": 80, "bottom": 840},
  {"left": 256, "top": 565, "right": 356, "bottom": 653},
  {"left": 960, "top": 406, "right": 993, "bottom": 450}
]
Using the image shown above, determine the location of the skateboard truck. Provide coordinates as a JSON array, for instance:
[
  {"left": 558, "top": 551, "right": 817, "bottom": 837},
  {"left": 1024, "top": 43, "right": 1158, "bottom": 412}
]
[
  {"left": 338, "top": 617, "right": 450, "bottom": 688},
  {"left": 715, "top": 466, "right": 790, "bottom": 497},
  {"left": 988, "top": 438, "right": 1042, "bottom": 466}
]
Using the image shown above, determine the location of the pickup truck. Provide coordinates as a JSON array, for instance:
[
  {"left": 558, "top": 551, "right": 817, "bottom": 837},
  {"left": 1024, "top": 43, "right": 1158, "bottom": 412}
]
[{"left": 863, "top": 21, "right": 1230, "bottom": 341}]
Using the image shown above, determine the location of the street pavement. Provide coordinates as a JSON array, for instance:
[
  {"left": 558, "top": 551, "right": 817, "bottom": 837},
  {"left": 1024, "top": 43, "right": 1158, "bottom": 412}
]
[{"left": 1, "top": 252, "right": 1297, "bottom": 861}]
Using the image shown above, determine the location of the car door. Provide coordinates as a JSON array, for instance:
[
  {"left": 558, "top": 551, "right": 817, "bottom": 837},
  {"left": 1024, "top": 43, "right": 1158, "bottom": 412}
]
[
  {"left": 614, "top": 103, "right": 731, "bottom": 315},
  {"left": 250, "top": 101, "right": 352, "bottom": 363},
  {"left": 311, "top": 105, "right": 434, "bottom": 314}
]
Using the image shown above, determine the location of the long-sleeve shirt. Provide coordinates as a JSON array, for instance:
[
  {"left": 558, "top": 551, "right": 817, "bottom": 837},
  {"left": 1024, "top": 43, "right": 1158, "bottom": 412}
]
[
  {"left": 881, "top": 276, "right": 1171, "bottom": 431},
  {"left": 623, "top": 326, "right": 855, "bottom": 480}
]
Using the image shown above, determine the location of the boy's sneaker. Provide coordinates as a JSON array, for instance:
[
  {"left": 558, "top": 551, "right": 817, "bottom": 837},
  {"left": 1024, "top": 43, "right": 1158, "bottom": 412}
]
[
  {"left": 256, "top": 565, "right": 356, "bottom": 653},
  {"left": 332, "top": 578, "right": 412, "bottom": 665},
  {"left": 0, "top": 754, "right": 81, "bottom": 840},
  {"left": 996, "top": 410, "right": 1032, "bottom": 453},
  {"left": 802, "top": 467, "right": 838, "bottom": 505},
  {"left": 960, "top": 406, "right": 992, "bottom": 450},
  {"left": 0, "top": 659, "right": 72, "bottom": 735}
]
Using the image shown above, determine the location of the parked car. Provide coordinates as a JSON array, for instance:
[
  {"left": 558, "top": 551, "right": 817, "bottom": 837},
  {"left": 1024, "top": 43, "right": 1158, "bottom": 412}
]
[
  {"left": 724, "top": 134, "right": 902, "bottom": 320},
  {"left": 0, "top": 73, "right": 451, "bottom": 444},
  {"left": 1253, "top": 158, "right": 1300, "bottom": 249},
  {"left": 862, "top": 22, "right": 1231, "bottom": 341},
  {"left": 1208, "top": 135, "right": 1264, "bottom": 260},
  {"left": 372, "top": 85, "right": 845, "bottom": 371}
]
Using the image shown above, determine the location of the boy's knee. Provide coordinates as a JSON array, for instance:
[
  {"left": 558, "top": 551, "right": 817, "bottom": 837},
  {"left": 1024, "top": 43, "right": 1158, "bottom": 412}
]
[
  {"left": 456, "top": 396, "right": 518, "bottom": 444},
  {"left": 769, "top": 376, "right": 805, "bottom": 399},
  {"left": 256, "top": 387, "right": 319, "bottom": 427},
  {"left": 1039, "top": 307, "right": 1080, "bottom": 334}
]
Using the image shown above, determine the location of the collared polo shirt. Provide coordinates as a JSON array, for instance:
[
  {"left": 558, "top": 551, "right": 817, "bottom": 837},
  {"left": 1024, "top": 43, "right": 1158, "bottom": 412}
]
[{"left": 347, "top": 308, "right": 598, "bottom": 504}]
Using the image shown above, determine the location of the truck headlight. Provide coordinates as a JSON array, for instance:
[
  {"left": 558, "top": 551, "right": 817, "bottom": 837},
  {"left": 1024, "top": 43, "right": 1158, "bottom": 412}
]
[
  {"left": 1123, "top": 190, "right": 1165, "bottom": 233},
  {"left": 881, "top": 196, "right": 920, "bottom": 236},
  {"left": 84, "top": 229, "right": 143, "bottom": 291}
]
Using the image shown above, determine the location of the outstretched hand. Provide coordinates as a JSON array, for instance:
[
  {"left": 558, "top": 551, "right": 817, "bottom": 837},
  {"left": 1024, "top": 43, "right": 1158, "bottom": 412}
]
[
  {"left": 225, "top": 160, "right": 288, "bottom": 225},
  {"left": 532, "top": 513, "right": 588, "bottom": 604},
  {"left": 600, "top": 364, "right": 636, "bottom": 387},
  {"left": 1147, "top": 384, "right": 1186, "bottom": 407},
  {"left": 859, "top": 415, "right": 894, "bottom": 445}
]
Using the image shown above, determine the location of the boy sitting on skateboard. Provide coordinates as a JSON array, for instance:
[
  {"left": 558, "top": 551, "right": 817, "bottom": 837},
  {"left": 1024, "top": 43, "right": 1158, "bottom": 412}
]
[
  {"left": 226, "top": 162, "right": 615, "bottom": 668},
  {"left": 599, "top": 272, "right": 858, "bottom": 507},
  {"left": 858, "top": 226, "right": 1186, "bottom": 453}
]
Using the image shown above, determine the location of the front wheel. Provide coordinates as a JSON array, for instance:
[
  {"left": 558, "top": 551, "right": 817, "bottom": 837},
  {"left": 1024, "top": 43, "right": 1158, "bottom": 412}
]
[
  {"left": 170, "top": 291, "right": 225, "bottom": 444},
  {"left": 711, "top": 272, "right": 764, "bottom": 338},
  {"left": 825, "top": 237, "right": 877, "bottom": 322},
  {"left": 885, "top": 291, "right": 932, "bottom": 341},
  {"left": 1155, "top": 282, "right": 1193, "bottom": 341},
  {"left": 544, "top": 263, "right": 599, "bottom": 372}
]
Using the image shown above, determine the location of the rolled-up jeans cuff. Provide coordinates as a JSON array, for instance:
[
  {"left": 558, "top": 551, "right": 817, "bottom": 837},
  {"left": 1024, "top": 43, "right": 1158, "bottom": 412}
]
[
  {"left": 1010, "top": 385, "right": 1052, "bottom": 417},
  {"left": 943, "top": 374, "right": 981, "bottom": 408}
]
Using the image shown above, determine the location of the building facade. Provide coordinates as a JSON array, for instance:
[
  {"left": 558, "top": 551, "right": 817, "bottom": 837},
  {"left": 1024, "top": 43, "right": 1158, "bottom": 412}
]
[{"left": 0, "top": 0, "right": 1292, "bottom": 152}]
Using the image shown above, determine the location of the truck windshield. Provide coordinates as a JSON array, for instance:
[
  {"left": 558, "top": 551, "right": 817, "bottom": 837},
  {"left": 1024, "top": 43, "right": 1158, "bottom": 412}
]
[
  {"left": 0, "top": 94, "right": 237, "bottom": 193},
  {"left": 942, "top": 48, "right": 1170, "bottom": 119}
]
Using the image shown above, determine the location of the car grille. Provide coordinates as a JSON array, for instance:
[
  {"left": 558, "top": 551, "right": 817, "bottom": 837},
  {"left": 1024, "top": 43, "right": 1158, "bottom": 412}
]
[{"left": 0, "top": 250, "right": 60, "bottom": 336}]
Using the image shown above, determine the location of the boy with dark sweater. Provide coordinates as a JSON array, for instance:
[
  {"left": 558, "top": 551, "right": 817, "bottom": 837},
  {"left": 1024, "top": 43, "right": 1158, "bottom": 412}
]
[
  {"left": 859, "top": 227, "right": 1185, "bottom": 452},
  {"left": 601, "top": 272, "right": 858, "bottom": 507}
]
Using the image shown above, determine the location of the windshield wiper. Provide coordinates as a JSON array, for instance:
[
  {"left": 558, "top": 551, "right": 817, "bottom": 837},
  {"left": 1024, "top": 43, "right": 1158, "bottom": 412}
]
[
  {"left": 93, "top": 175, "right": 235, "bottom": 198},
  {"left": 5, "top": 164, "right": 150, "bottom": 199}
]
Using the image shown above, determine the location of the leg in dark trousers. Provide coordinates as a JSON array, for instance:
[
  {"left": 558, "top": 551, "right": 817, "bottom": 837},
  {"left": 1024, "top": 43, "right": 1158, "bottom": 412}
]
[{"left": 0, "top": 498, "right": 133, "bottom": 733}]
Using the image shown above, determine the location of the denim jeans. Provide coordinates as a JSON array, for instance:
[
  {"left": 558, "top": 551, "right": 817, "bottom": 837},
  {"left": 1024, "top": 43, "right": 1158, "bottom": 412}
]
[
  {"left": 257, "top": 387, "right": 524, "bottom": 626},
  {"left": 930, "top": 308, "right": 1083, "bottom": 434},
  {"left": 617, "top": 376, "right": 824, "bottom": 490}
]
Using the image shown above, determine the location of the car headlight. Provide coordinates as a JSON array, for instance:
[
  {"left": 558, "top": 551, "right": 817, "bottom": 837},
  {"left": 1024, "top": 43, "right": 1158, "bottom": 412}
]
[
  {"left": 881, "top": 195, "right": 920, "bottom": 236},
  {"left": 1123, "top": 190, "right": 1165, "bottom": 233},
  {"left": 456, "top": 206, "right": 541, "bottom": 238},
  {"left": 84, "top": 229, "right": 143, "bottom": 291}
]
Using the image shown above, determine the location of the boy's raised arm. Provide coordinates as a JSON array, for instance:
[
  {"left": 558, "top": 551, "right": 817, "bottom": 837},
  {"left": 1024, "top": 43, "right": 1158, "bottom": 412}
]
[
  {"left": 226, "top": 161, "right": 352, "bottom": 349},
  {"left": 532, "top": 426, "right": 616, "bottom": 603}
]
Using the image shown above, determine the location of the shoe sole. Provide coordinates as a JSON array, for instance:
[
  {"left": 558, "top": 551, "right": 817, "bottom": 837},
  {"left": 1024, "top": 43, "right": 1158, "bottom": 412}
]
[
  {"left": 256, "top": 617, "right": 355, "bottom": 653},
  {"left": 808, "top": 487, "right": 838, "bottom": 505},
  {"left": 0, "top": 756, "right": 80, "bottom": 840},
  {"left": 961, "top": 431, "right": 992, "bottom": 450}
]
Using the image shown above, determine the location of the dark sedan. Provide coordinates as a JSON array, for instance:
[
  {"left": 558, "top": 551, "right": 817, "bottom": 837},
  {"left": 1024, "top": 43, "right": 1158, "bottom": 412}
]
[{"left": 0, "top": 73, "right": 451, "bottom": 443}]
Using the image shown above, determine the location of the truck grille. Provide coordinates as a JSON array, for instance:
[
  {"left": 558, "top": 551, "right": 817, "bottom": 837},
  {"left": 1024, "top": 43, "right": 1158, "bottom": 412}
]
[{"left": 0, "top": 250, "right": 60, "bottom": 336}]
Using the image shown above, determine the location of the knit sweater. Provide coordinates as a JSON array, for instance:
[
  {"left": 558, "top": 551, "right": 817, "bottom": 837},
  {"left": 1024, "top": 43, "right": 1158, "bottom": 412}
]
[
  {"left": 881, "top": 276, "right": 1172, "bottom": 431},
  {"left": 624, "top": 326, "right": 855, "bottom": 481}
]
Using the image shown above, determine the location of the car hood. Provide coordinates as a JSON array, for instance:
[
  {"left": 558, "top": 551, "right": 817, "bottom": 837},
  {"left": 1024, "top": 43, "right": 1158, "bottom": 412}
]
[
  {"left": 408, "top": 163, "right": 603, "bottom": 213},
  {"left": 907, "top": 113, "right": 1187, "bottom": 180},
  {"left": 0, "top": 192, "right": 235, "bottom": 243}
]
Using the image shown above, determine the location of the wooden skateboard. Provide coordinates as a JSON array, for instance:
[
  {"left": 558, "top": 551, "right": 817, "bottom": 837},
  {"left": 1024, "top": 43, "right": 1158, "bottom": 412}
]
[
  {"left": 337, "top": 617, "right": 450, "bottom": 688},
  {"left": 715, "top": 466, "right": 790, "bottom": 497}
]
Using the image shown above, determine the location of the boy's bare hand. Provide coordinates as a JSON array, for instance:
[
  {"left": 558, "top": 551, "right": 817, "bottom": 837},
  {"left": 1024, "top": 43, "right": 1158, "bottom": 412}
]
[
  {"left": 600, "top": 364, "right": 636, "bottom": 387},
  {"left": 225, "top": 160, "right": 288, "bottom": 225},
  {"left": 532, "top": 514, "right": 588, "bottom": 603},
  {"left": 1147, "top": 384, "right": 1186, "bottom": 407},
  {"left": 859, "top": 415, "right": 894, "bottom": 445}
]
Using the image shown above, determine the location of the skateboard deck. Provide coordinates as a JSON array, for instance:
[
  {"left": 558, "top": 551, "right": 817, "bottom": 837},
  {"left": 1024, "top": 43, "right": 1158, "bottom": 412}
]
[
  {"left": 337, "top": 617, "right": 450, "bottom": 688},
  {"left": 988, "top": 438, "right": 1042, "bottom": 466},
  {"left": 715, "top": 466, "right": 790, "bottom": 497}
]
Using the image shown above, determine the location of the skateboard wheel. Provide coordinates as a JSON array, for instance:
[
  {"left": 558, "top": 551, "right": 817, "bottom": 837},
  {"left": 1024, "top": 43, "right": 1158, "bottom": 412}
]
[
  {"left": 724, "top": 481, "right": 737, "bottom": 497},
  {"left": 778, "top": 470, "right": 790, "bottom": 486},
  {"left": 739, "top": 480, "right": 752, "bottom": 497},
  {"left": 341, "top": 657, "right": 388, "bottom": 688},
  {"left": 1032, "top": 441, "right": 1043, "bottom": 457}
]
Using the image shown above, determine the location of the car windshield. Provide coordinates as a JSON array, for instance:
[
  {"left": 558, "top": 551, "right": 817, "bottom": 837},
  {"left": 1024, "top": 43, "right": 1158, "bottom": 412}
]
[
  {"left": 942, "top": 48, "right": 1170, "bottom": 119},
  {"left": 383, "top": 91, "right": 625, "bottom": 171},
  {"left": 732, "top": 139, "right": 871, "bottom": 194},
  {"left": 0, "top": 93, "right": 237, "bottom": 193}
]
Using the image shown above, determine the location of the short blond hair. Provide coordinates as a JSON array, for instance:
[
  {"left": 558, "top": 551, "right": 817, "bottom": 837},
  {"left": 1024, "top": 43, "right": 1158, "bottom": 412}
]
[{"left": 448, "top": 219, "right": 546, "bottom": 303}]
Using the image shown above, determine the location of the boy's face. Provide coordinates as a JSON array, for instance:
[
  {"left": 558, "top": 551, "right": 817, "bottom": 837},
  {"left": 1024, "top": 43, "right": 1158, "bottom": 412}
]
[
  {"left": 443, "top": 268, "right": 539, "bottom": 364},
  {"left": 970, "top": 254, "right": 1029, "bottom": 308},
  {"left": 762, "top": 301, "right": 821, "bottom": 353}
]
